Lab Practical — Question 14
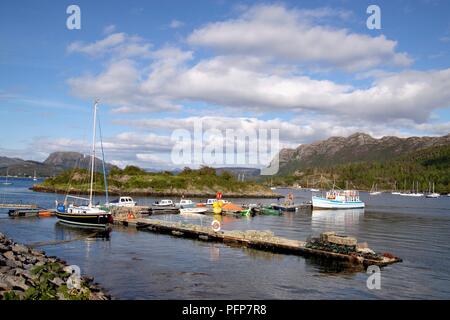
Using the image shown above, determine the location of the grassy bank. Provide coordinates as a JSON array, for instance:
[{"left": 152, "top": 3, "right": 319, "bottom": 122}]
[{"left": 33, "top": 166, "right": 279, "bottom": 198}]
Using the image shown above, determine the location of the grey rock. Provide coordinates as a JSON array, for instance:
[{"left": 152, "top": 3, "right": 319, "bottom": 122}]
[
  {"left": 0, "top": 243, "right": 10, "bottom": 253},
  {"left": 15, "top": 269, "right": 32, "bottom": 280},
  {"left": 31, "top": 249, "right": 45, "bottom": 256},
  {"left": 23, "top": 263, "right": 33, "bottom": 270},
  {"left": 3, "top": 251, "right": 15, "bottom": 261},
  {"left": 50, "top": 277, "right": 64, "bottom": 287},
  {"left": 0, "top": 274, "right": 29, "bottom": 291},
  {"left": 6, "top": 259, "right": 22, "bottom": 269},
  {"left": 12, "top": 244, "right": 29, "bottom": 254},
  {"left": 0, "top": 256, "right": 6, "bottom": 266}
]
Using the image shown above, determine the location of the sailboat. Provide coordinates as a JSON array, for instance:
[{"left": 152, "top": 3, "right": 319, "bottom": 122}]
[
  {"left": 400, "top": 181, "right": 423, "bottom": 197},
  {"left": 2, "top": 169, "right": 13, "bottom": 185},
  {"left": 391, "top": 181, "right": 401, "bottom": 195},
  {"left": 426, "top": 182, "right": 440, "bottom": 198},
  {"left": 33, "top": 170, "right": 37, "bottom": 181},
  {"left": 370, "top": 183, "right": 381, "bottom": 195},
  {"left": 55, "top": 101, "right": 113, "bottom": 228}
]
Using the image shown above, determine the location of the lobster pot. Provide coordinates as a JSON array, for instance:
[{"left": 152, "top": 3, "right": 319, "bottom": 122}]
[{"left": 320, "top": 232, "right": 336, "bottom": 243}]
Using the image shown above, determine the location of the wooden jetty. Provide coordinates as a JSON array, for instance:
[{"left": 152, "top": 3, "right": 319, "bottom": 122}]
[
  {"left": 113, "top": 217, "right": 402, "bottom": 268},
  {"left": 0, "top": 203, "right": 38, "bottom": 209},
  {"left": 8, "top": 208, "right": 55, "bottom": 218}
]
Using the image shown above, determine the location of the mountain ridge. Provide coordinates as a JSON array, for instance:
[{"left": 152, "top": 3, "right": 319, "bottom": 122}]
[
  {"left": 0, "top": 152, "right": 115, "bottom": 177},
  {"left": 275, "top": 132, "right": 450, "bottom": 175}
]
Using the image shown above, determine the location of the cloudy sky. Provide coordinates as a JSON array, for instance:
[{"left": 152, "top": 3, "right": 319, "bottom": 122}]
[{"left": 1, "top": 0, "right": 450, "bottom": 169}]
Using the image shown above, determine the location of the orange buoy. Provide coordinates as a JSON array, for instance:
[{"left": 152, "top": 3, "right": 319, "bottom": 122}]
[{"left": 127, "top": 212, "right": 135, "bottom": 220}]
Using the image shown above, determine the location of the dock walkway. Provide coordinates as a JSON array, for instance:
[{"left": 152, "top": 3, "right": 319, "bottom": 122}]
[{"left": 114, "top": 217, "right": 401, "bottom": 268}]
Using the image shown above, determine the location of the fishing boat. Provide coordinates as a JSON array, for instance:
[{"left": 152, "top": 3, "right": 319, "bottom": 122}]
[
  {"left": 175, "top": 199, "right": 194, "bottom": 208},
  {"left": 2, "top": 169, "right": 13, "bottom": 185},
  {"left": 55, "top": 101, "right": 113, "bottom": 229},
  {"left": 152, "top": 199, "right": 175, "bottom": 207},
  {"left": 106, "top": 196, "right": 136, "bottom": 207},
  {"left": 310, "top": 188, "right": 320, "bottom": 192},
  {"left": 177, "top": 199, "right": 207, "bottom": 214},
  {"left": 425, "top": 182, "right": 440, "bottom": 198},
  {"left": 312, "top": 189, "right": 365, "bottom": 209}
]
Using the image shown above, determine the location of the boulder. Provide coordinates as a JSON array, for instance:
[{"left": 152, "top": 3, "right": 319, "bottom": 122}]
[
  {"left": 0, "top": 243, "right": 10, "bottom": 253},
  {"left": 3, "top": 251, "right": 15, "bottom": 261},
  {"left": 0, "top": 275, "right": 29, "bottom": 291},
  {"left": 12, "top": 244, "right": 29, "bottom": 254}
]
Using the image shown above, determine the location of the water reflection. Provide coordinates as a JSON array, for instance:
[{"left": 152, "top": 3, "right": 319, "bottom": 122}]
[
  {"left": 311, "top": 209, "right": 365, "bottom": 231},
  {"left": 54, "top": 221, "right": 112, "bottom": 240}
]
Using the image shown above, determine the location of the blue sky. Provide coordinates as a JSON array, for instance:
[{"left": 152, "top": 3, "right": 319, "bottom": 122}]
[{"left": 1, "top": 0, "right": 449, "bottom": 169}]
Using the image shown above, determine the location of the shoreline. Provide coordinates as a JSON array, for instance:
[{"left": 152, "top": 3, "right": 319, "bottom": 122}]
[
  {"left": 0, "top": 232, "right": 110, "bottom": 300},
  {"left": 30, "top": 185, "right": 284, "bottom": 199}
]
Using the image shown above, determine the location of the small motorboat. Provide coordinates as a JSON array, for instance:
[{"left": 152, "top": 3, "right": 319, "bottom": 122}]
[
  {"left": 106, "top": 196, "right": 136, "bottom": 207},
  {"left": 179, "top": 206, "right": 208, "bottom": 215},
  {"left": 271, "top": 204, "right": 297, "bottom": 212},
  {"left": 175, "top": 199, "right": 194, "bottom": 208},
  {"left": 259, "top": 205, "right": 281, "bottom": 215},
  {"left": 152, "top": 199, "right": 175, "bottom": 207}
]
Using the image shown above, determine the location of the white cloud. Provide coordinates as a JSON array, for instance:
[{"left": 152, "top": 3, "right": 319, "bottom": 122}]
[
  {"left": 67, "top": 33, "right": 152, "bottom": 58},
  {"left": 169, "top": 19, "right": 184, "bottom": 29},
  {"left": 188, "top": 4, "right": 412, "bottom": 71},
  {"left": 103, "top": 24, "right": 117, "bottom": 34}
]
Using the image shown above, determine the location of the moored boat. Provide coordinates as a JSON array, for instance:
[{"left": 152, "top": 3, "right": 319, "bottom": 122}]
[
  {"left": 152, "top": 199, "right": 175, "bottom": 207},
  {"left": 106, "top": 196, "right": 136, "bottom": 207},
  {"left": 55, "top": 101, "right": 113, "bottom": 229},
  {"left": 312, "top": 190, "right": 365, "bottom": 209}
]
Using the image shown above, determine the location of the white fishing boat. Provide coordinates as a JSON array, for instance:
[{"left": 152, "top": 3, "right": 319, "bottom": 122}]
[
  {"left": 425, "top": 182, "right": 440, "bottom": 198},
  {"left": 152, "top": 199, "right": 174, "bottom": 207},
  {"left": 175, "top": 199, "right": 194, "bottom": 208},
  {"left": 312, "top": 189, "right": 365, "bottom": 209},
  {"left": 310, "top": 188, "right": 320, "bottom": 192},
  {"left": 106, "top": 196, "right": 136, "bottom": 207},
  {"left": 55, "top": 101, "right": 113, "bottom": 228}
]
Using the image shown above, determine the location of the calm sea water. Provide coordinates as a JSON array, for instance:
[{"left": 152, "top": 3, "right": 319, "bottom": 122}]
[{"left": 1, "top": 178, "right": 449, "bottom": 299}]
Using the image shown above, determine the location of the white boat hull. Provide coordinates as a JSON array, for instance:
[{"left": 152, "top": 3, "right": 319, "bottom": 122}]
[
  {"left": 312, "top": 196, "right": 365, "bottom": 209},
  {"left": 180, "top": 208, "right": 208, "bottom": 215}
]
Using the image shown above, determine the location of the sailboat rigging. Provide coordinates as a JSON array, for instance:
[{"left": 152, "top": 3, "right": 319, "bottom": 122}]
[{"left": 55, "top": 100, "right": 113, "bottom": 228}]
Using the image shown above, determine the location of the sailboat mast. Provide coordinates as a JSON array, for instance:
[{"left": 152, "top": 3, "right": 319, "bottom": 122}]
[{"left": 89, "top": 101, "right": 98, "bottom": 208}]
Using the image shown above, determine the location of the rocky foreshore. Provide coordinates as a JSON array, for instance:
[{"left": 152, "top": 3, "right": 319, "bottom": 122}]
[{"left": 0, "top": 232, "right": 110, "bottom": 300}]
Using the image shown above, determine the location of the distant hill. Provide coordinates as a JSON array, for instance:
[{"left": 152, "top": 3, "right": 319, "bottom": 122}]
[
  {"left": 215, "top": 167, "right": 261, "bottom": 180},
  {"left": 266, "top": 133, "right": 450, "bottom": 193},
  {"left": 0, "top": 152, "right": 116, "bottom": 177},
  {"left": 274, "top": 132, "right": 450, "bottom": 175}
]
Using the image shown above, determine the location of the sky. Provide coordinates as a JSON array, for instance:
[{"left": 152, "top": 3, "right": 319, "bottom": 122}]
[{"left": 1, "top": 0, "right": 450, "bottom": 170}]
